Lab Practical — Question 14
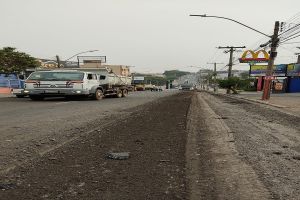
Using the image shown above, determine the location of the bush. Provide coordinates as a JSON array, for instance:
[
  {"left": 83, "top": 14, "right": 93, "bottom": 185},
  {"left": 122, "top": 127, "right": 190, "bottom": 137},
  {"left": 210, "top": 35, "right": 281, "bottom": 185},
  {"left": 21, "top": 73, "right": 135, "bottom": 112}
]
[{"left": 218, "top": 77, "right": 256, "bottom": 93}]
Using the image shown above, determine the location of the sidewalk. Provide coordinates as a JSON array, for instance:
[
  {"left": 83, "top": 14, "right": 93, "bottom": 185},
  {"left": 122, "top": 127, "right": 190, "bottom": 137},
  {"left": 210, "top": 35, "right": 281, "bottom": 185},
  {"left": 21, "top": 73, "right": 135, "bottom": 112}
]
[{"left": 211, "top": 88, "right": 300, "bottom": 116}]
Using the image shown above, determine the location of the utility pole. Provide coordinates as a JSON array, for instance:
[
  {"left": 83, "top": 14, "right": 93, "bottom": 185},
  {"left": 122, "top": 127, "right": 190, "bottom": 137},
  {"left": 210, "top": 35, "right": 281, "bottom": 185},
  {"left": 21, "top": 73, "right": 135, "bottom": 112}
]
[
  {"left": 218, "top": 46, "right": 246, "bottom": 93},
  {"left": 207, "top": 62, "right": 223, "bottom": 92},
  {"left": 295, "top": 47, "right": 300, "bottom": 64},
  {"left": 262, "top": 21, "right": 280, "bottom": 100}
]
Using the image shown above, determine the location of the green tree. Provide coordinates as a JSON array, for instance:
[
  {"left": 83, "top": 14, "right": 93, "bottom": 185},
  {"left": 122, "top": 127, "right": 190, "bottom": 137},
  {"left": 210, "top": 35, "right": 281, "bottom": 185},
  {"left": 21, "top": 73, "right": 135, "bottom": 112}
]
[
  {"left": 163, "top": 70, "right": 190, "bottom": 81},
  {"left": 144, "top": 76, "right": 166, "bottom": 86},
  {"left": 218, "top": 77, "right": 240, "bottom": 94},
  {"left": 0, "top": 47, "right": 39, "bottom": 74}
]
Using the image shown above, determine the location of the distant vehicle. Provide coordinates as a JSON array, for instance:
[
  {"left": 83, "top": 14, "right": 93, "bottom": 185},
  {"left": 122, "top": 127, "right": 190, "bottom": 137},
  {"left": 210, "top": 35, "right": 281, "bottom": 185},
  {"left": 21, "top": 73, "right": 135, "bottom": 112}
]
[
  {"left": 180, "top": 83, "right": 194, "bottom": 91},
  {"left": 135, "top": 84, "right": 145, "bottom": 91},
  {"left": 151, "top": 86, "right": 163, "bottom": 91},
  {"left": 144, "top": 84, "right": 154, "bottom": 91},
  {"left": 24, "top": 69, "right": 132, "bottom": 100}
]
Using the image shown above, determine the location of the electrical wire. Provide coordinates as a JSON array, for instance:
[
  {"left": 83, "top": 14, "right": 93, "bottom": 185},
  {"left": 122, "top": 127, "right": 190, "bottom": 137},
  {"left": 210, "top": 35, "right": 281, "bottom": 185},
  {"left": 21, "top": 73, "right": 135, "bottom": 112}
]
[
  {"left": 279, "top": 33, "right": 300, "bottom": 44},
  {"left": 280, "top": 41, "right": 300, "bottom": 44}
]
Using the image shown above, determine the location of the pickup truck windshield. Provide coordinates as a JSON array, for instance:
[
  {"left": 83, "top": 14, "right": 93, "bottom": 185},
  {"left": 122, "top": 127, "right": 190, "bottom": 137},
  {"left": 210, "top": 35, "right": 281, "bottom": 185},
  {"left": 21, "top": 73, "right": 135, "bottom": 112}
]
[{"left": 28, "top": 72, "right": 84, "bottom": 81}]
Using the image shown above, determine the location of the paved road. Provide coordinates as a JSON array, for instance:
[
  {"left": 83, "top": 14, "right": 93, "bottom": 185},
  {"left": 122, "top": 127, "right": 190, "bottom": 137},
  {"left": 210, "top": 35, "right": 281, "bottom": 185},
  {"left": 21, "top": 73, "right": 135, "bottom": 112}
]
[{"left": 0, "top": 90, "right": 178, "bottom": 174}]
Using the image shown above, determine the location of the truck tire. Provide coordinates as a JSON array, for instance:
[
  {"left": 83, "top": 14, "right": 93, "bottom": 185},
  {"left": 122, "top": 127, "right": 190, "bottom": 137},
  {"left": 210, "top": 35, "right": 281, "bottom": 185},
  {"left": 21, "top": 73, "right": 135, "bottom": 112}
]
[
  {"left": 29, "top": 95, "right": 44, "bottom": 101},
  {"left": 16, "top": 95, "right": 25, "bottom": 98},
  {"left": 94, "top": 89, "right": 104, "bottom": 100},
  {"left": 122, "top": 89, "right": 128, "bottom": 97},
  {"left": 116, "top": 89, "right": 123, "bottom": 98}
]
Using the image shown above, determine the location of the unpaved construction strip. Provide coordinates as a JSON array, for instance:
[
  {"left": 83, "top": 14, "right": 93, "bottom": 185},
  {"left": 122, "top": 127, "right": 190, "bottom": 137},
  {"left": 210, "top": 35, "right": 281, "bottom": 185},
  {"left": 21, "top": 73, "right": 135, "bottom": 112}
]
[
  {"left": 0, "top": 92, "right": 192, "bottom": 200},
  {"left": 201, "top": 91, "right": 300, "bottom": 200},
  {"left": 186, "top": 92, "right": 271, "bottom": 200}
]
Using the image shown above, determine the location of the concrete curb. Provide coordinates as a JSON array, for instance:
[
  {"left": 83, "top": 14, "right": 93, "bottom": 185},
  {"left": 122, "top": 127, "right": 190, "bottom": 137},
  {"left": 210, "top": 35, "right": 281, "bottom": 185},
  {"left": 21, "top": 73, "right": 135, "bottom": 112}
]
[
  {"left": 233, "top": 95, "right": 288, "bottom": 108},
  {"left": 200, "top": 90, "right": 288, "bottom": 109}
]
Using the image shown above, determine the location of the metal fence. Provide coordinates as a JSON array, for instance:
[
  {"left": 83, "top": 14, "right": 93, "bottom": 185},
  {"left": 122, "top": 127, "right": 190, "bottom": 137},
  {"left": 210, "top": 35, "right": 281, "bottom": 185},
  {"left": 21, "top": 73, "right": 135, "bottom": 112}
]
[{"left": 0, "top": 79, "right": 24, "bottom": 88}]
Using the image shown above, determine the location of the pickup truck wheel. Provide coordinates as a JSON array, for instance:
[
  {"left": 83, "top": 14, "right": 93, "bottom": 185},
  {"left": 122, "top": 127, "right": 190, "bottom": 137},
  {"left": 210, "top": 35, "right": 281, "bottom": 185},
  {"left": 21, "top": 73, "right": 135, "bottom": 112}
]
[
  {"left": 29, "top": 95, "right": 44, "bottom": 101},
  {"left": 122, "top": 89, "right": 128, "bottom": 97},
  {"left": 16, "top": 95, "right": 25, "bottom": 98},
  {"left": 94, "top": 89, "right": 104, "bottom": 100}
]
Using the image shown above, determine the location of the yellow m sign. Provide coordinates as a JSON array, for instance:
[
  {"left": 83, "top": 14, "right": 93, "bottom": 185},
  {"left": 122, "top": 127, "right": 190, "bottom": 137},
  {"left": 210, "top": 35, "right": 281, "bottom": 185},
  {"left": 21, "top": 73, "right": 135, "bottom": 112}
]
[{"left": 239, "top": 50, "right": 270, "bottom": 63}]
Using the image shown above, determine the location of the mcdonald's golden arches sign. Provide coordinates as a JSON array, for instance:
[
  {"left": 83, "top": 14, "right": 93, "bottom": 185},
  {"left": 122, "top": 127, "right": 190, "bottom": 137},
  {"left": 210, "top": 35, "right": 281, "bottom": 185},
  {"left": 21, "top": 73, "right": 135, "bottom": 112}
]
[{"left": 239, "top": 50, "right": 270, "bottom": 63}]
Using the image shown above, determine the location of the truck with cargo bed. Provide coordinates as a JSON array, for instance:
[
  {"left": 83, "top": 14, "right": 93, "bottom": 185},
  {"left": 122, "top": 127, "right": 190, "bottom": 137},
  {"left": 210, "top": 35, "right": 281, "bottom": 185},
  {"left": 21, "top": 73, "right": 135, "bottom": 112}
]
[{"left": 24, "top": 68, "right": 132, "bottom": 100}]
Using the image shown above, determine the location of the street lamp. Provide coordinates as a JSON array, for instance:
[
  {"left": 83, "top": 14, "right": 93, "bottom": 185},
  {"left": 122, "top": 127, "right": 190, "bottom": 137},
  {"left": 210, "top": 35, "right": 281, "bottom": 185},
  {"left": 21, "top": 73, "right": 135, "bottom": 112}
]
[
  {"left": 190, "top": 14, "right": 280, "bottom": 100},
  {"left": 65, "top": 50, "right": 99, "bottom": 62},
  {"left": 190, "top": 14, "right": 271, "bottom": 38}
]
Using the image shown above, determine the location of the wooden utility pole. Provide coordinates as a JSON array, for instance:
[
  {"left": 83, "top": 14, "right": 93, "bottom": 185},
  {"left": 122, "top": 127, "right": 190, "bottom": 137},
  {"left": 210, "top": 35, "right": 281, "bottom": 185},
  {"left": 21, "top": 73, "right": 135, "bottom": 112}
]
[
  {"left": 207, "top": 62, "right": 223, "bottom": 92},
  {"left": 262, "top": 21, "right": 280, "bottom": 100},
  {"left": 295, "top": 47, "right": 300, "bottom": 64},
  {"left": 218, "top": 46, "right": 246, "bottom": 93}
]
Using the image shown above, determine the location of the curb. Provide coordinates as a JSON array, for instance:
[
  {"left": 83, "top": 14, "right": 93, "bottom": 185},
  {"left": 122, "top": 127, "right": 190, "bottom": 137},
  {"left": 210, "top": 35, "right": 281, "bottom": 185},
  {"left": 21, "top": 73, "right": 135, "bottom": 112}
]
[
  {"left": 233, "top": 96, "right": 288, "bottom": 108},
  {"left": 201, "top": 90, "right": 288, "bottom": 109}
]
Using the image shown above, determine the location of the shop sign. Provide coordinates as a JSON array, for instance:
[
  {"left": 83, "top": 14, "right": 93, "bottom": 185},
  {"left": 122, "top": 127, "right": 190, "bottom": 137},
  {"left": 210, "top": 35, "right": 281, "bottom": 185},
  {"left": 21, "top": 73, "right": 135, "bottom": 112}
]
[
  {"left": 274, "top": 82, "right": 283, "bottom": 90},
  {"left": 250, "top": 64, "right": 287, "bottom": 77},
  {"left": 264, "top": 76, "right": 275, "bottom": 80},
  {"left": 133, "top": 76, "right": 145, "bottom": 81},
  {"left": 286, "top": 63, "right": 300, "bottom": 76},
  {"left": 239, "top": 50, "right": 270, "bottom": 63}
]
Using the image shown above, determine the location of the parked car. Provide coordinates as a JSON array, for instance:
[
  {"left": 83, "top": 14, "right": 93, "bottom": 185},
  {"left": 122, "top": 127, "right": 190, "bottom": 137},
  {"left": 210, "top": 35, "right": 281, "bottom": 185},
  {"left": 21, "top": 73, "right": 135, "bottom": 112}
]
[{"left": 151, "top": 86, "right": 163, "bottom": 91}]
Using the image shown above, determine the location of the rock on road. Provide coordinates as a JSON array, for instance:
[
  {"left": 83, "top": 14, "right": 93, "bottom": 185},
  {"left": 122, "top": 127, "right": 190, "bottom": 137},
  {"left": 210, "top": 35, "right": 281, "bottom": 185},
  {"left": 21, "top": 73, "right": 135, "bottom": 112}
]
[{"left": 0, "top": 91, "right": 299, "bottom": 200}]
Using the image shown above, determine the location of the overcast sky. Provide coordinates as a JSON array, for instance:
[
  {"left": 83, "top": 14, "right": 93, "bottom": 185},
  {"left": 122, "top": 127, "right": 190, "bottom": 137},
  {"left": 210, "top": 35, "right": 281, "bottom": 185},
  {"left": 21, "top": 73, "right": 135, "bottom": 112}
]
[{"left": 1, "top": 0, "right": 300, "bottom": 73}]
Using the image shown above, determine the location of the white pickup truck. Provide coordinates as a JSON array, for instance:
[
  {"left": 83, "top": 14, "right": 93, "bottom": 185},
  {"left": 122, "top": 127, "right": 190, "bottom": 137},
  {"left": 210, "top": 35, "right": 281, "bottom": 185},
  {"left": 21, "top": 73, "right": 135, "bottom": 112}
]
[{"left": 24, "top": 69, "right": 132, "bottom": 101}]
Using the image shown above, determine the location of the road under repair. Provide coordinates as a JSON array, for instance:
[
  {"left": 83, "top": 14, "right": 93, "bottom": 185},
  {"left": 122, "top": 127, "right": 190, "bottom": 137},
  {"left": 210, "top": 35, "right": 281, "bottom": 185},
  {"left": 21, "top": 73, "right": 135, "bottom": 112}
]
[{"left": 0, "top": 91, "right": 299, "bottom": 200}]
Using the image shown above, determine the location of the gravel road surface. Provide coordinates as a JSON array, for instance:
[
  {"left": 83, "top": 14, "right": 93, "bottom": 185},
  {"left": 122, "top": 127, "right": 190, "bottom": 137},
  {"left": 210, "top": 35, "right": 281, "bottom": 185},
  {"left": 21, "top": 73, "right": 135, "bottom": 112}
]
[
  {"left": 0, "top": 91, "right": 190, "bottom": 200},
  {"left": 201, "top": 92, "right": 300, "bottom": 200},
  {"left": 0, "top": 91, "right": 178, "bottom": 175}
]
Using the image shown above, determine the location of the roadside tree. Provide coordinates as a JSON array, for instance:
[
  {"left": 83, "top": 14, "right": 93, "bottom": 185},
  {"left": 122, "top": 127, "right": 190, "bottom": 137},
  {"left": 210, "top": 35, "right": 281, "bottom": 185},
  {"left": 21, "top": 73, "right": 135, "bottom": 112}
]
[
  {"left": 218, "top": 77, "right": 240, "bottom": 94},
  {"left": 0, "top": 47, "right": 39, "bottom": 74}
]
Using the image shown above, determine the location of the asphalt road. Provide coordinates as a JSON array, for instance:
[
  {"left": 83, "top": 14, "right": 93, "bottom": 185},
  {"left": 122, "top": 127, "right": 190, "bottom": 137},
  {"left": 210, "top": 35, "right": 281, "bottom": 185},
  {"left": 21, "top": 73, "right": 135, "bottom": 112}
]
[{"left": 0, "top": 90, "right": 178, "bottom": 174}]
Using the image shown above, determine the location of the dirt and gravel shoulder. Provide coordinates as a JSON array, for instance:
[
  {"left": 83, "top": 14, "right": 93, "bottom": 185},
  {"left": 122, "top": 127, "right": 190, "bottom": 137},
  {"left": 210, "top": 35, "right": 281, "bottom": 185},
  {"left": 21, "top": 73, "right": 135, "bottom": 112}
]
[
  {"left": 201, "top": 91, "right": 300, "bottom": 200},
  {"left": 0, "top": 92, "right": 192, "bottom": 200},
  {"left": 186, "top": 92, "right": 271, "bottom": 200}
]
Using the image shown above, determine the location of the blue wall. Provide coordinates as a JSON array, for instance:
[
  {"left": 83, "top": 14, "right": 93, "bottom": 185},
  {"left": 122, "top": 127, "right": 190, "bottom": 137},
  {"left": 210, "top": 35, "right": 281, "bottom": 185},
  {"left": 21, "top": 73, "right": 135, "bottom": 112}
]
[{"left": 288, "top": 77, "right": 300, "bottom": 93}]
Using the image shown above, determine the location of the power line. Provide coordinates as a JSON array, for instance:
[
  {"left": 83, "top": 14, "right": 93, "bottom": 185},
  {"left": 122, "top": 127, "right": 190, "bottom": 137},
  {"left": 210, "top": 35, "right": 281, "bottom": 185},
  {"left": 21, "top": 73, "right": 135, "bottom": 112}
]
[
  {"left": 279, "top": 23, "right": 300, "bottom": 36},
  {"left": 279, "top": 33, "right": 300, "bottom": 44}
]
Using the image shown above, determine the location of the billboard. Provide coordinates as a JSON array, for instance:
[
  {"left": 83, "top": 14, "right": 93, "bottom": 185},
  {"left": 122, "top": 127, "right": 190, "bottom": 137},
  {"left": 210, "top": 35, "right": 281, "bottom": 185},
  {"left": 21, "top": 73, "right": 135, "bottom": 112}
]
[
  {"left": 287, "top": 64, "right": 300, "bottom": 76},
  {"left": 133, "top": 76, "right": 145, "bottom": 81},
  {"left": 250, "top": 64, "right": 287, "bottom": 77}
]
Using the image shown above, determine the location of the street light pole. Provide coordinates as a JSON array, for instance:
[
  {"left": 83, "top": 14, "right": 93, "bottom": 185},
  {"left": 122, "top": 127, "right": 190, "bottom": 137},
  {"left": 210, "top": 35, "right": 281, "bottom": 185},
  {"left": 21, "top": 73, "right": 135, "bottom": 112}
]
[
  {"left": 190, "top": 14, "right": 271, "bottom": 38},
  {"left": 65, "top": 50, "right": 99, "bottom": 62},
  {"left": 190, "top": 14, "right": 279, "bottom": 100}
]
